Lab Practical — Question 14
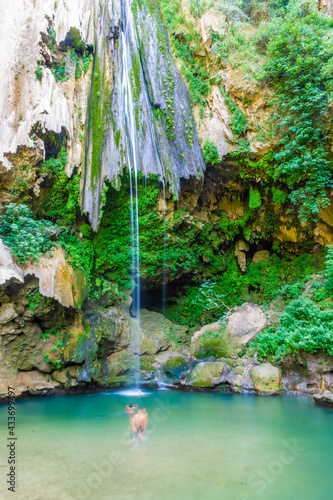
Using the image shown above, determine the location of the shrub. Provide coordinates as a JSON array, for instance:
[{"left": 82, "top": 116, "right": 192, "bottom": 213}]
[
  {"left": 0, "top": 204, "right": 55, "bottom": 264},
  {"left": 35, "top": 64, "right": 43, "bottom": 80},
  {"left": 250, "top": 298, "right": 333, "bottom": 362},
  {"left": 202, "top": 140, "right": 220, "bottom": 165},
  {"left": 262, "top": 0, "right": 333, "bottom": 221}
]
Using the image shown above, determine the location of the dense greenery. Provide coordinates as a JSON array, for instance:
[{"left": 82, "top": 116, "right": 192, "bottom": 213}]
[
  {"left": 94, "top": 172, "right": 199, "bottom": 290},
  {"left": 250, "top": 298, "right": 333, "bottom": 362},
  {"left": 0, "top": 204, "right": 55, "bottom": 264},
  {"left": 262, "top": 0, "right": 333, "bottom": 221},
  {"left": 202, "top": 140, "right": 220, "bottom": 165},
  {"left": 37, "top": 148, "right": 81, "bottom": 226},
  {"left": 165, "top": 251, "right": 326, "bottom": 326}
]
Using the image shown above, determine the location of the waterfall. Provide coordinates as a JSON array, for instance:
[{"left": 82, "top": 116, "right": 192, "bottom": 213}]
[
  {"left": 120, "top": 3, "right": 141, "bottom": 378},
  {"left": 82, "top": 0, "right": 205, "bottom": 231}
]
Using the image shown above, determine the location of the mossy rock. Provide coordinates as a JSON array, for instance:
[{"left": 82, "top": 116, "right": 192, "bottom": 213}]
[
  {"left": 106, "top": 351, "right": 137, "bottom": 376},
  {"left": 140, "top": 355, "right": 156, "bottom": 371},
  {"left": 250, "top": 363, "right": 283, "bottom": 394},
  {"left": 189, "top": 361, "right": 225, "bottom": 388},
  {"left": 98, "top": 374, "right": 131, "bottom": 387},
  {"left": 192, "top": 329, "right": 238, "bottom": 359},
  {"left": 164, "top": 355, "right": 188, "bottom": 378}
]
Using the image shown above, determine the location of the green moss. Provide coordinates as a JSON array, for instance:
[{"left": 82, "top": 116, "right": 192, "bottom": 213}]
[
  {"left": 114, "top": 130, "right": 122, "bottom": 148},
  {"left": 249, "top": 187, "right": 261, "bottom": 210},
  {"left": 89, "top": 56, "right": 111, "bottom": 189},
  {"left": 197, "top": 329, "right": 238, "bottom": 359},
  {"left": 140, "top": 354, "right": 156, "bottom": 371}
]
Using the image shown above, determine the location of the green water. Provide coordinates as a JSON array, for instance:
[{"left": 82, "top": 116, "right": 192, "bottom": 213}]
[{"left": 0, "top": 390, "right": 332, "bottom": 500}]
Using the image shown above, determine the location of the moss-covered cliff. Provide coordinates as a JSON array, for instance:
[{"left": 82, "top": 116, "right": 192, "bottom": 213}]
[{"left": 2, "top": 0, "right": 333, "bottom": 398}]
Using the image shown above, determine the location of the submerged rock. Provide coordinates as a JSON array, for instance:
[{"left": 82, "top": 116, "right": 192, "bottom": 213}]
[{"left": 250, "top": 363, "right": 283, "bottom": 394}]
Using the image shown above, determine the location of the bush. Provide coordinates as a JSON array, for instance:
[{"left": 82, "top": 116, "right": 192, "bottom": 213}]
[
  {"left": 0, "top": 204, "right": 55, "bottom": 264},
  {"left": 250, "top": 298, "right": 333, "bottom": 362},
  {"left": 35, "top": 64, "right": 43, "bottom": 80},
  {"left": 262, "top": 0, "right": 333, "bottom": 221},
  {"left": 202, "top": 140, "right": 220, "bottom": 165}
]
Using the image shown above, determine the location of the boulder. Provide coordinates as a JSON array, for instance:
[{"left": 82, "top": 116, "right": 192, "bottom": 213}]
[
  {"left": 187, "top": 361, "right": 225, "bottom": 387},
  {"left": 5, "top": 370, "right": 60, "bottom": 398},
  {"left": 190, "top": 321, "right": 221, "bottom": 357},
  {"left": 314, "top": 391, "right": 333, "bottom": 408},
  {"left": 253, "top": 250, "right": 270, "bottom": 263},
  {"left": 227, "top": 303, "right": 267, "bottom": 345},
  {"left": 190, "top": 322, "right": 238, "bottom": 359},
  {"left": 250, "top": 363, "right": 283, "bottom": 394},
  {"left": 164, "top": 353, "right": 189, "bottom": 379},
  {"left": 105, "top": 351, "right": 137, "bottom": 377},
  {"left": 136, "top": 309, "right": 190, "bottom": 355}
]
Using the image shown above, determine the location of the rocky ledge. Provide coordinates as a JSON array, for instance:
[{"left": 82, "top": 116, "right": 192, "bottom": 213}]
[{"left": 313, "top": 391, "right": 333, "bottom": 409}]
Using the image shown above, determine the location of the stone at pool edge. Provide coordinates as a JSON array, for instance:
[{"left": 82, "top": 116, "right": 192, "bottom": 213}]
[
  {"left": 314, "top": 391, "right": 333, "bottom": 408},
  {"left": 250, "top": 362, "right": 283, "bottom": 394},
  {"left": 190, "top": 303, "right": 267, "bottom": 359}
]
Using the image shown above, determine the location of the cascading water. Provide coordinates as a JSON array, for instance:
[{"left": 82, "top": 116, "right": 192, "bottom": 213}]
[
  {"left": 82, "top": 0, "right": 205, "bottom": 231},
  {"left": 120, "top": 4, "right": 141, "bottom": 378},
  {"left": 83, "top": 0, "right": 206, "bottom": 385}
]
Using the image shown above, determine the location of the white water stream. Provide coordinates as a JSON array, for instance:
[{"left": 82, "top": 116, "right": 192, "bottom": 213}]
[{"left": 119, "top": 0, "right": 169, "bottom": 376}]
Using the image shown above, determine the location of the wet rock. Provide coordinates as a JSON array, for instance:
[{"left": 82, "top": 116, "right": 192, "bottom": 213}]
[
  {"left": 164, "top": 353, "right": 190, "bottom": 379},
  {"left": 250, "top": 363, "right": 283, "bottom": 394},
  {"left": 227, "top": 303, "right": 267, "bottom": 345},
  {"left": 3, "top": 370, "right": 60, "bottom": 398},
  {"left": 51, "top": 365, "right": 81, "bottom": 388},
  {"left": 93, "top": 306, "right": 131, "bottom": 358},
  {"left": 105, "top": 351, "right": 137, "bottom": 377},
  {"left": 63, "top": 315, "right": 98, "bottom": 365},
  {"left": 314, "top": 391, "right": 333, "bottom": 408},
  {"left": 138, "top": 309, "right": 189, "bottom": 355},
  {"left": 187, "top": 361, "right": 225, "bottom": 387}
]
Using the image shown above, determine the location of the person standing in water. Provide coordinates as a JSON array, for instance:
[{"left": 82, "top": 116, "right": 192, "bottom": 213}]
[{"left": 131, "top": 408, "right": 149, "bottom": 444}]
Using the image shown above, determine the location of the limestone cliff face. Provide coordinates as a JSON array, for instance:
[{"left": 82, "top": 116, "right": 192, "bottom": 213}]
[
  {"left": 0, "top": 0, "right": 95, "bottom": 175},
  {"left": 82, "top": 0, "right": 205, "bottom": 229},
  {"left": 0, "top": 0, "right": 205, "bottom": 229}
]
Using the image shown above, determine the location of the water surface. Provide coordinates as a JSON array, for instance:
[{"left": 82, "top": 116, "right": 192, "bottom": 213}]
[{"left": 0, "top": 390, "right": 331, "bottom": 500}]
